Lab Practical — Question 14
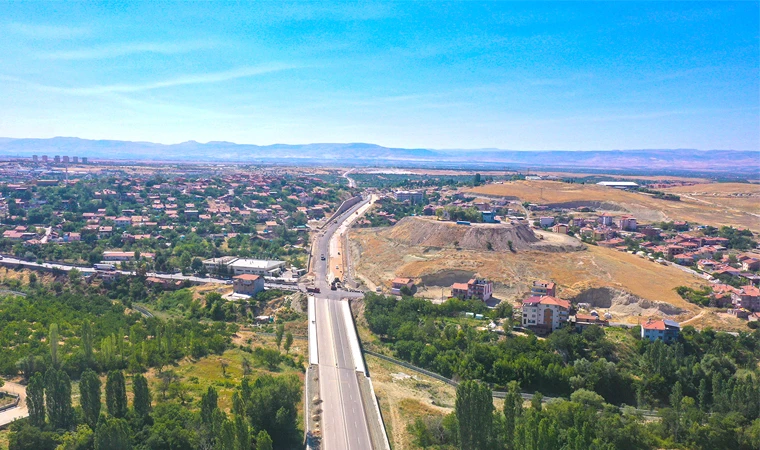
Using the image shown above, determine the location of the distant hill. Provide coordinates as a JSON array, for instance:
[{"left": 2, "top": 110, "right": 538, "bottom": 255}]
[{"left": 0, "top": 136, "right": 757, "bottom": 174}]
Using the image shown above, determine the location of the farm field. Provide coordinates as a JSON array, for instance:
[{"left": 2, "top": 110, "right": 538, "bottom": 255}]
[
  {"left": 350, "top": 225, "right": 719, "bottom": 325},
  {"left": 469, "top": 180, "right": 760, "bottom": 231}
]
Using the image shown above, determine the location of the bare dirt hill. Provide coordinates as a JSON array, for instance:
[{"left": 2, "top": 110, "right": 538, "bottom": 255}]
[{"left": 386, "top": 216, "right": 582, "bottom": 252}]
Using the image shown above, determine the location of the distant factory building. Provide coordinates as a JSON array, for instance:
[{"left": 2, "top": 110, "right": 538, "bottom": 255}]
[{"left": 597, "top": 181, "right": 639, "bottom": 189}]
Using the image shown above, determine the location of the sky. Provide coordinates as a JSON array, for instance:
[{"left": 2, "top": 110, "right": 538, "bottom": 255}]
[{"left": 0, "top": 1, "right": 758, "bottom": 151}]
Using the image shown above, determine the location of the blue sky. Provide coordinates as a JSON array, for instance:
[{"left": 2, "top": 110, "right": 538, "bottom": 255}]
[{"left": 0, "top": 1, "right": 757, "bottom": 150}]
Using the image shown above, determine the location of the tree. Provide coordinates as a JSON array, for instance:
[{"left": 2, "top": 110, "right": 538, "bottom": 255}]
[
  {"left": 669, "top": 381, "right": 683, "bottom": 442},
  {"left": 502, "top": 381, "right": 522, "bottom": 450},
  {"left": 45, "top": 368, "right": 74, "bottom": 430},
  {"left": 455, "top": 380, "right": 493, "bottom": 450},
  {"left": 233, "top": 413, "right": 250, "bottom": 450},
  {"left": 79, "top": 369, "right": 101, "bottom": 429},
  {"left": 49, "top": 323, "right": 59, "bottom": 368},
  {"left": 55, "top": 424, "right": 94, "bottom": 450},
  {"left": 106, "top": 371, "right": 127, "bottom": 419},
  {"left": 26, "top": 372, "right": 46, "bottom": 428},
  {"left": 275, "top": 324, "right": 285, "bottom": 349},
  {"left": 200, "top": 386, "right": 219, "bottom": 427},
  {"left": 81, "top": 321, "right": 94, "bottom": 368},
  {"left": 256, "top": 430, "right": 273, "bottom": 450},
  {"left": 284, "top": 332, "right": 294, "bottom": 354},
  {"left": 132, "top": 373, "right": 152, "bottom": 418},
  {"left": 94, "top": 418, "right": 131, "bottom": 450}
]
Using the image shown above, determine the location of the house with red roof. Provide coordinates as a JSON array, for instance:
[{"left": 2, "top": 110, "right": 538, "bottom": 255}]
[
  {"left": 451, "top": 278, "right": 493, "bottom": 301},
  {"left": 732, "top": 285, "right": 760, "bottom": 311},
  {"left": 521, "top": 295, "right": 571, "bottom": 334},
  {"left": 641, "top": 318, "right": 680, "bottom": 343}
]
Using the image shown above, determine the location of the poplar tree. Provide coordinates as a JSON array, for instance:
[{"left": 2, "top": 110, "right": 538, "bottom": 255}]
[
  {"left": 455, "top": 380, "right": 493, "bottom": 450},
  {"left": 132, "top": 373, "right": 152, "bottom": 418},
  {"left": 106, "top": 370, "right": 127, "bottom": 418},
  {"left": 49, "top": 323, "right": 59, "bottom": 368},
  {"left": 80, "top": 369, "right": 102, "bottom": 429},
  {"left": 503, "top": 381, "right": 523, "bottom": 450},
  {"left": 256, "top": 430, "right": 273, "bottom": 450},
  {"left": 26, "top": 372, "right": 46, "bottom": 428}
]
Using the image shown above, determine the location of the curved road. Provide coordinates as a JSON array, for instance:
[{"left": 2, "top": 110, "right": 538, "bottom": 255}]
[{"left": 0, "top": 381, "right": 27, "bottom": 427}]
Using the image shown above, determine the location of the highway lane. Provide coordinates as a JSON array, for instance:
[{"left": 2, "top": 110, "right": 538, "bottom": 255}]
[
  {"left": 309, "top": 195, "right": 377, "bottom": 450},
  {"left": 316, "top": 298, "right": 372, "bottom": 450}
]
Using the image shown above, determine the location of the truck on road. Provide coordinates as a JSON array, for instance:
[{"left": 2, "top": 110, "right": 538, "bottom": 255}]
[{"left": 94, "top": 263, "right": 116, "bottom": 271}]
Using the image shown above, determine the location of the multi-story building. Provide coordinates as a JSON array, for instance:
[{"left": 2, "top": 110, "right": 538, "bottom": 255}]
[
  {"left": 32, "top": 155, "right": 38, "bottom": 163},
  {"left": 41, "top": 155, "right": 49, "bottom": 162},
  {"left": 62, "top": 156, "right": 70, "bottom": 163},
  {"left": 539, "top": 216, "right": 555, "bottom": 227},
  {"left": 521, "top": 296, "right": 571, "bottom": 334},
  {"left": 72, "top": 156, "right": 79, "bottom": 163},
  {"left": 451, "top": 278, "right": 493, "bottom": 301},
  {"left": 81, "top": 157, "right": 88, "bottom": 164},
  {"left": 54, "top": 155, "right": 61, "bottom": 163},
  {"left": 531, "top": 280, "right": 556, "bottom": 297},
  {"left": 233, "top": 274, "right": 265, "bottom": 296},
  {"left": 732, "top": 285, "right": 760, "bottom": 311},
  {"left": 618, "top": 216, "right": 637, "bottom": 231},
  {"left": 641, "top": 319, "right": 680, "bottom": 343},
  {"left": 395, "top": 190, "right": 424, "bottom": 204}
]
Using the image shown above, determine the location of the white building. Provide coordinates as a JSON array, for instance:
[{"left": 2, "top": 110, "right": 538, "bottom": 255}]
[
  {"left": 202, "top": 257, "right": 286, "bottom": 276},
  {"left": 395, "top": 190, "right": 424, "bottom": 204},
  {"left": 539, "top": 216, "right": 555, "bottom": 227}
]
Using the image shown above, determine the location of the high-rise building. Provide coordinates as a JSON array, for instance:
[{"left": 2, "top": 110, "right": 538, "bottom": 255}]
[
  {"left": 54, "top": 155, "right": 61, "bottom": 163},
  {"left": 72, "top": 156, "right": 79, "bottom": 163},
  {"left": 62, "top": 156, "right": 70, "bottom": 163},
  {"left": 32, "top": 155, "right": 38, "bottom": 163},
  {"left": 41, "top": 155, "right": 48, "bottom": 162},
  {"left": 81, "top": 157, "right": 88, "bottom": 164}
]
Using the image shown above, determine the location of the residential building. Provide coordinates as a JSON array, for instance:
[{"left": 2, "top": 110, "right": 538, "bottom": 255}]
[
  {"left": 451, "top": 278, "right": 493, "bottom": 301},
  {"left": 531, "top": 280, "right": 556, "bottom": 297},
  {"left": 539, "top": 216, "right": 554, "bottom": 227},
  {"left": 732, "top": 285, "right": 760, "bottom": 311},
  {"left": 521, "top": 296, "right": 571, "bottom": 334},
  {"left": 572, "top": 313, "right": 609, "bottom": 331},
  {"left": 597, "top": 213, "right": 614, "bottom": 226},
  {"left": 395, "top": 190, "right": 424, "bottom": 204},
  {"left": 232, "top": 274, "right": 265, "bottom": 296},
  {"left": 618, "top": 216, "right": 637, "bottom": 231},
  {"left": 641, "top": 319, "right": 680, "bottom": 343},
  {"left": 391, "top": 277, "right": 415, "bottom": 295}
]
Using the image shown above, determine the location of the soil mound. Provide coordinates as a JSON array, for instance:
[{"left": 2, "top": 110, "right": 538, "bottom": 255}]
[
  {"left": 572, "top": 287, "right": 685, "bottom": 317},
  {"left": 385, "top": 217, "right": 539, "bottom": 251}
]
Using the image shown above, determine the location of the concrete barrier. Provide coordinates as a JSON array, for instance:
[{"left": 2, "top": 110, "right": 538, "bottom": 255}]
[
  {"left": 308, "top": 296, "right": 319, "bottom": 365},
  {"left": 322, "top": 195, "right": 363, "bottom": 229}
]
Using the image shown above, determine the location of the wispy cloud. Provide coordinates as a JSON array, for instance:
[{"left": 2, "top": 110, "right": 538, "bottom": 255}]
[
  {"left": 31, "top": 64, "right": 300, "bottom": 95},
  {"left": 4, "top": 22, "right": 90, "bottom": 39},
  {"left": 40, "top": 40, "right": 221, "bottom": 60}
]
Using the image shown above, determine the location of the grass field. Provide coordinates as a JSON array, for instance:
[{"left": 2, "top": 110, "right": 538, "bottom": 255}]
[
  {"left": 351, "top": 226, "right": 716, "bottom": 325},
  {"left": 469, "top": 180, "right": 760, "bottom": 231}
]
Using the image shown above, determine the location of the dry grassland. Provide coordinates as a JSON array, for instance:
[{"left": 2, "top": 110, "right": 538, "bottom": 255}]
[
  {"left": 469, "top": 180, "right": 760, "bottom": 231},
  {"left": 351, "top": 227, "right": 708, "bottom": 323}
]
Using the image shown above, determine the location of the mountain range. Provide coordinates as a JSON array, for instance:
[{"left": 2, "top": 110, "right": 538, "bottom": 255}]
[{"left": 0, "top": 137, "right": 757, "bottom": 175}]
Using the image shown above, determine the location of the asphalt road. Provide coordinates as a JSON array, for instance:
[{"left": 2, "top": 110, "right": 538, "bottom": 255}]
[
  {"left": 0, "top": 381, "right": 27, "bottom": 427},
  {"left": 310, "top": 196, "right": 377, "bottom": 449}
]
